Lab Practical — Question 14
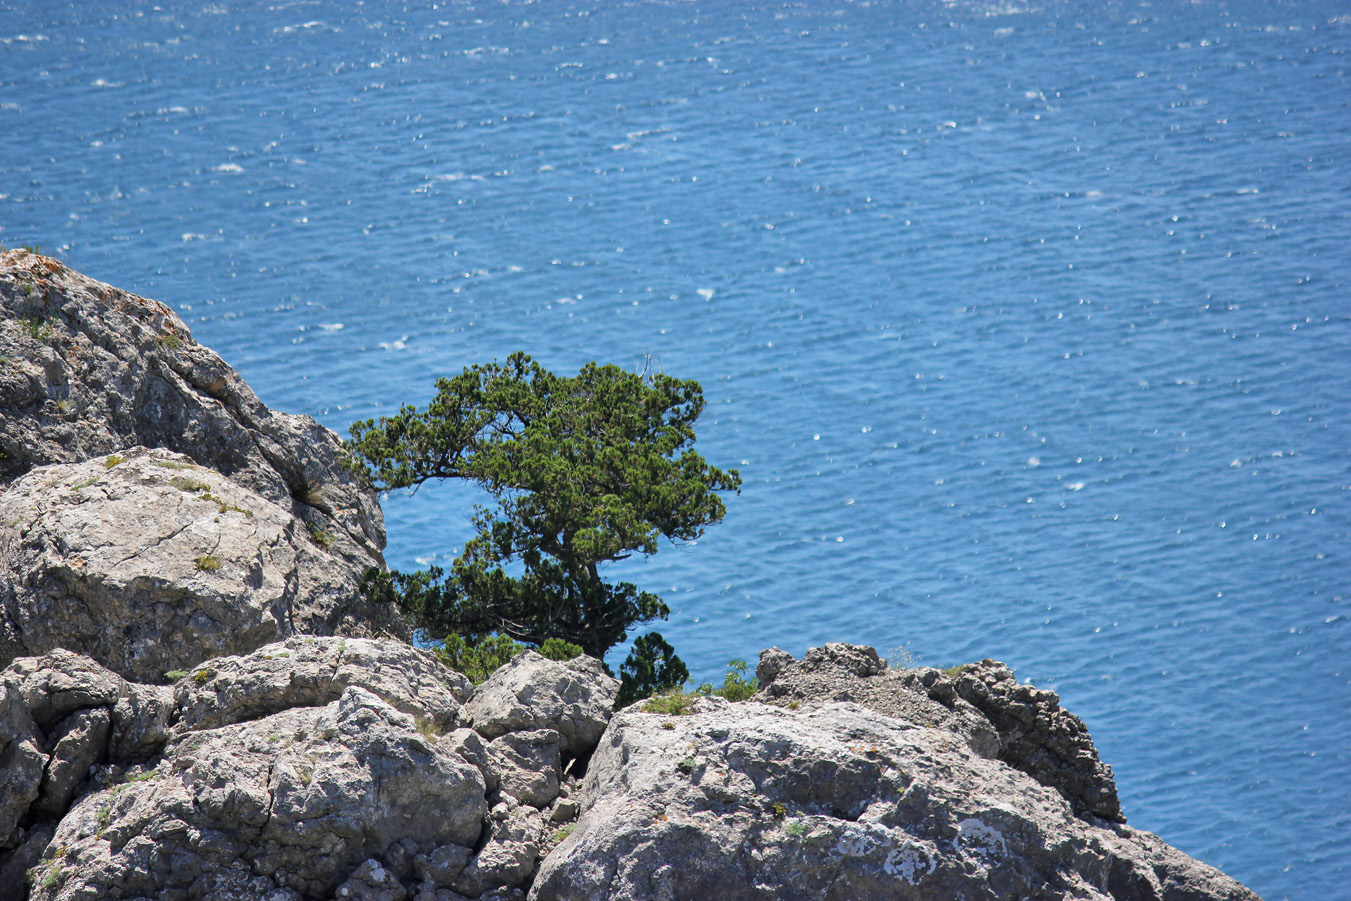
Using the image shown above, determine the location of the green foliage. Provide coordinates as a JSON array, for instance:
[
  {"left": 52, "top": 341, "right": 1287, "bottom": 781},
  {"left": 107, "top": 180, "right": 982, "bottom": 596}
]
[
  {"left": 103, "top": 455, "right": 125, "bottom": 468},
  {"left": 770, "top": 801, "right": 788, "bottom": 819},
  {"left": 436, "top": 632, "right": 525, "bottom": 685},
  {"left": 676, "top": 756, "right": 698, "bottom": 774},
  {"left": 194, "top": 555, "right": 222, "bottom": 573},
  {"left": 306, "top": 522, "right": 334, "bottom": 548},
  {"left": 20, "top": 315, "right": 54, "bottom": 343},
  {"left": 346, "top": 352, "right": 740, "bottom": 658},
  {"left": 538, "top": 637, "right": 584, "bottom": 661},
  {"left": 616, "top": 632, "right": 689, "bottom": 708},
  {"left": 942, "top": 664, "right": 966, "bottom": 678},
  {"left": 153, "top": 459, "right": 197, "bottom": 471},
  {"left": 71, "top": 476, "right": 98, "bottom": 491},
  {"left": 120, "top": 769, "right": 158, "bottom": 784},
  {"left": 158, "top": 333, "right": 182, "bottom": 350},
  {"left": 192, "top": 668, "right": 214, "bottom": 685},
  {"left": 163, "top": 670, "right": 190, "bottom": 682},
  {"left": 640, "top": 689, "right": 697, "bottom": 716},
  {"left": 434, "top": 630, "right": 583, "bottom": 686},
  {"left": 785, "top": 819, "right": 808, "bottom": 838},
  {"left": 550, "top": 824, "right": 576, "bottom": 844},
  {"left": 169, "top": 476, "right": 211, "bottom": 493},
  {"left": 693, "top": 658, "right": 758, "bottom": 702},
  {"left": 40, "top": 864, "right": 63, "bottom": 890}
]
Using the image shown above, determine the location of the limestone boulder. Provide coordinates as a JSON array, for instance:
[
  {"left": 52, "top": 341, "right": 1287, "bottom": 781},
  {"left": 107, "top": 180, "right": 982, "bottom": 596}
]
[
  {"left": 171, "top": 635, "right": 471, "bottom": 735},
  {"left": 529, "top": 697, "right": 1259, "bottom": 901},
  {"left": 0, "top": 681, "right": 44, "bottom": 851},
  {"left": 755, "top": 643, "right": 1120, "bottom": 822},
  {"left": 461, "top": 652, "right": 617, "bottom": 757},
  {"left": 942, "top": 659, "right": 1123, "bottom": 822},
  {"left": 0, "top": 248, "right": 384, "bottom": 556},
  {"left": 755, "top": 642, "right": 1001, "bottom": 759},
  {"left": 1, "top": 649, "right": 172, "bottom": 762},
  {"left": 28, "top": 687, "right": 488, "bottom": 901},
  {"left": 0, "top": 448, "right": 404, "bottom": 682}
]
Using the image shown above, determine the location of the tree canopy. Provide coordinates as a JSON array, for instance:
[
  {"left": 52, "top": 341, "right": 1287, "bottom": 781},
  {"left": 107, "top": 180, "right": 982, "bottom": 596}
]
[{"left": 345, "top": 351, "right": 741, "bottom": 659}]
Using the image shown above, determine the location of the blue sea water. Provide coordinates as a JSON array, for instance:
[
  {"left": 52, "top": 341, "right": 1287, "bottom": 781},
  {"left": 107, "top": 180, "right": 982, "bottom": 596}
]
[{"left": 2, "top": 1, "right": 1348, "bottom": 897}]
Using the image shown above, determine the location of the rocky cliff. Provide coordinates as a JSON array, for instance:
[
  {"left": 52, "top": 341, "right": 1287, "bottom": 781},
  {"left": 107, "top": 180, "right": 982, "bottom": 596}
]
[{"left": 0, "top": 253, "right": 1260, "bottom": 900}]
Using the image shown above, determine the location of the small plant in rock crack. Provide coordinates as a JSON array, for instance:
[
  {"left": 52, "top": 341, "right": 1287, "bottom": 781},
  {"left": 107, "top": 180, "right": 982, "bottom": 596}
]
[
  {"left": 676, "top": 757, "right": 698, "bottom": 774},
  {"left": 103, "top": 455, "right": 125, "bottom": 468},
  {"left": 785, "top": 820, "right": 808, "bottom": 839},
  {"left": 195, "top": 554, "right": 222, "bottom": 573},
  {"left": 306, "top": 522, "right": 335, "bottom": 548},
  {"left": 20, "top": 315, "right": 55, "bottom": 343},
  {"left": 163, "top": 669, "right": 190, "bottom": 682}
]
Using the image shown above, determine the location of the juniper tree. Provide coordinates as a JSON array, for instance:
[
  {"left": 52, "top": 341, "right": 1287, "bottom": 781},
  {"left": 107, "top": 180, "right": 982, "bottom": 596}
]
[{"left": 346, "top": 351, "right": 740, "bottom": 660}]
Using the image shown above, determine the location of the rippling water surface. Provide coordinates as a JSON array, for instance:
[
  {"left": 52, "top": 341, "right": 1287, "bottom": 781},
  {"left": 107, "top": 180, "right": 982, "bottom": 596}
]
[{"left": 3, "top": 2, "right": 1349, "bottom": 897}]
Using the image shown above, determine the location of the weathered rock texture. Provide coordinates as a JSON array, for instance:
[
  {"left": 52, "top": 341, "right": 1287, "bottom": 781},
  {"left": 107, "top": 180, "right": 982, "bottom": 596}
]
[
  {"left": 462, "top": 651, "right": 618, "bottom": 758},
  {"left": 1, "top": 641, "right": 618, "bottom": 901},
  {"left": 531, "top": 695, "right": 1259, "bottom": 901},
  {"left": 756, "top": 642, "right": 1122, "bottom": 823},
  {"left": 0, "top": 448, "right": 405, "bottom": 681},
  {"left": 0, "top": 248, "right": 384, "bottom": 555}
]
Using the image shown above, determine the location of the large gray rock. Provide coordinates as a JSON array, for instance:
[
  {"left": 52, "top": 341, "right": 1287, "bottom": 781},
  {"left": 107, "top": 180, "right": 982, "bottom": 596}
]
[
  {"left": 2, "top": 649, "right": 172, "bottom": 761},
  {"left": 33, "top": 706, "right": 109, "bottom": 819},
  {"left": 461, "top": 652, "right": 617, "bottom": 758},
  {"left": 28, "top": 687, "right": 488, "bottom": 901},
  {"left": 755, "top": 642, "right": 1001, "bottom": 759},
  {"left": 941, "top": 659, "right": 1124, "bottom": 823},
  {"left": 0, "top": 681, "right": 44, "bottom": 851},
  {"left": 529, "top": 697, "right": 1259, "bottom": 901},
  {"left": 172, "top": 635, "right": 471, "bottom": 735},
  {"left": 756, "top": 643, "right": 1121, "bottom": 823},
  {"left": 0, "top": 448, "right": 405, "bottom": 682},
  {"left": 0, "top": 249, "right": 384, "bottom": 555}
]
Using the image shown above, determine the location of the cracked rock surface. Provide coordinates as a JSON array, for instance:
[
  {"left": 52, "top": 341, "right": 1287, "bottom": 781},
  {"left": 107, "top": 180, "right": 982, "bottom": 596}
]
[
  {"left": 0, "top": 249, "right": 385, "bottom": 557},
  {"left": 756, "top": 643, "right": 1121, "bottom": 823},
  {"left": 529, "top": 695, "right": 1259, "bottom": 901},
  {"left": 1, "top": 641, "right": 615, "bottom": 901},
  {"left": 0, "top": 448, "right": 404, "bottom": 681}
]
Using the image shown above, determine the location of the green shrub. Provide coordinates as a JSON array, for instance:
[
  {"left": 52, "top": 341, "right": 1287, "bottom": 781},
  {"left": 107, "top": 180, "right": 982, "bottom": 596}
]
[
  {"left": 163, "top": 670, "right": 189, "bottom": 682},
  {"left": 538, "top": 637, "right": 584, "bottom": 662},
  {"left": 694, "top": 658, "right": 758, "bottom": 702},
  {"left": 616, "top": 632, "right": 689, "bottom": 708},
  {"left": 640, "top": 689, "right": 697, "bottom": 716},
  {"left": 436, "top": 633, "right": 525, "bottom": 685},
  {"left": 194, "top": 555, "right": 222, "bottom": 573},
  {"left": 103, "top": 455, "right": 125, "bottom": 468}
]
